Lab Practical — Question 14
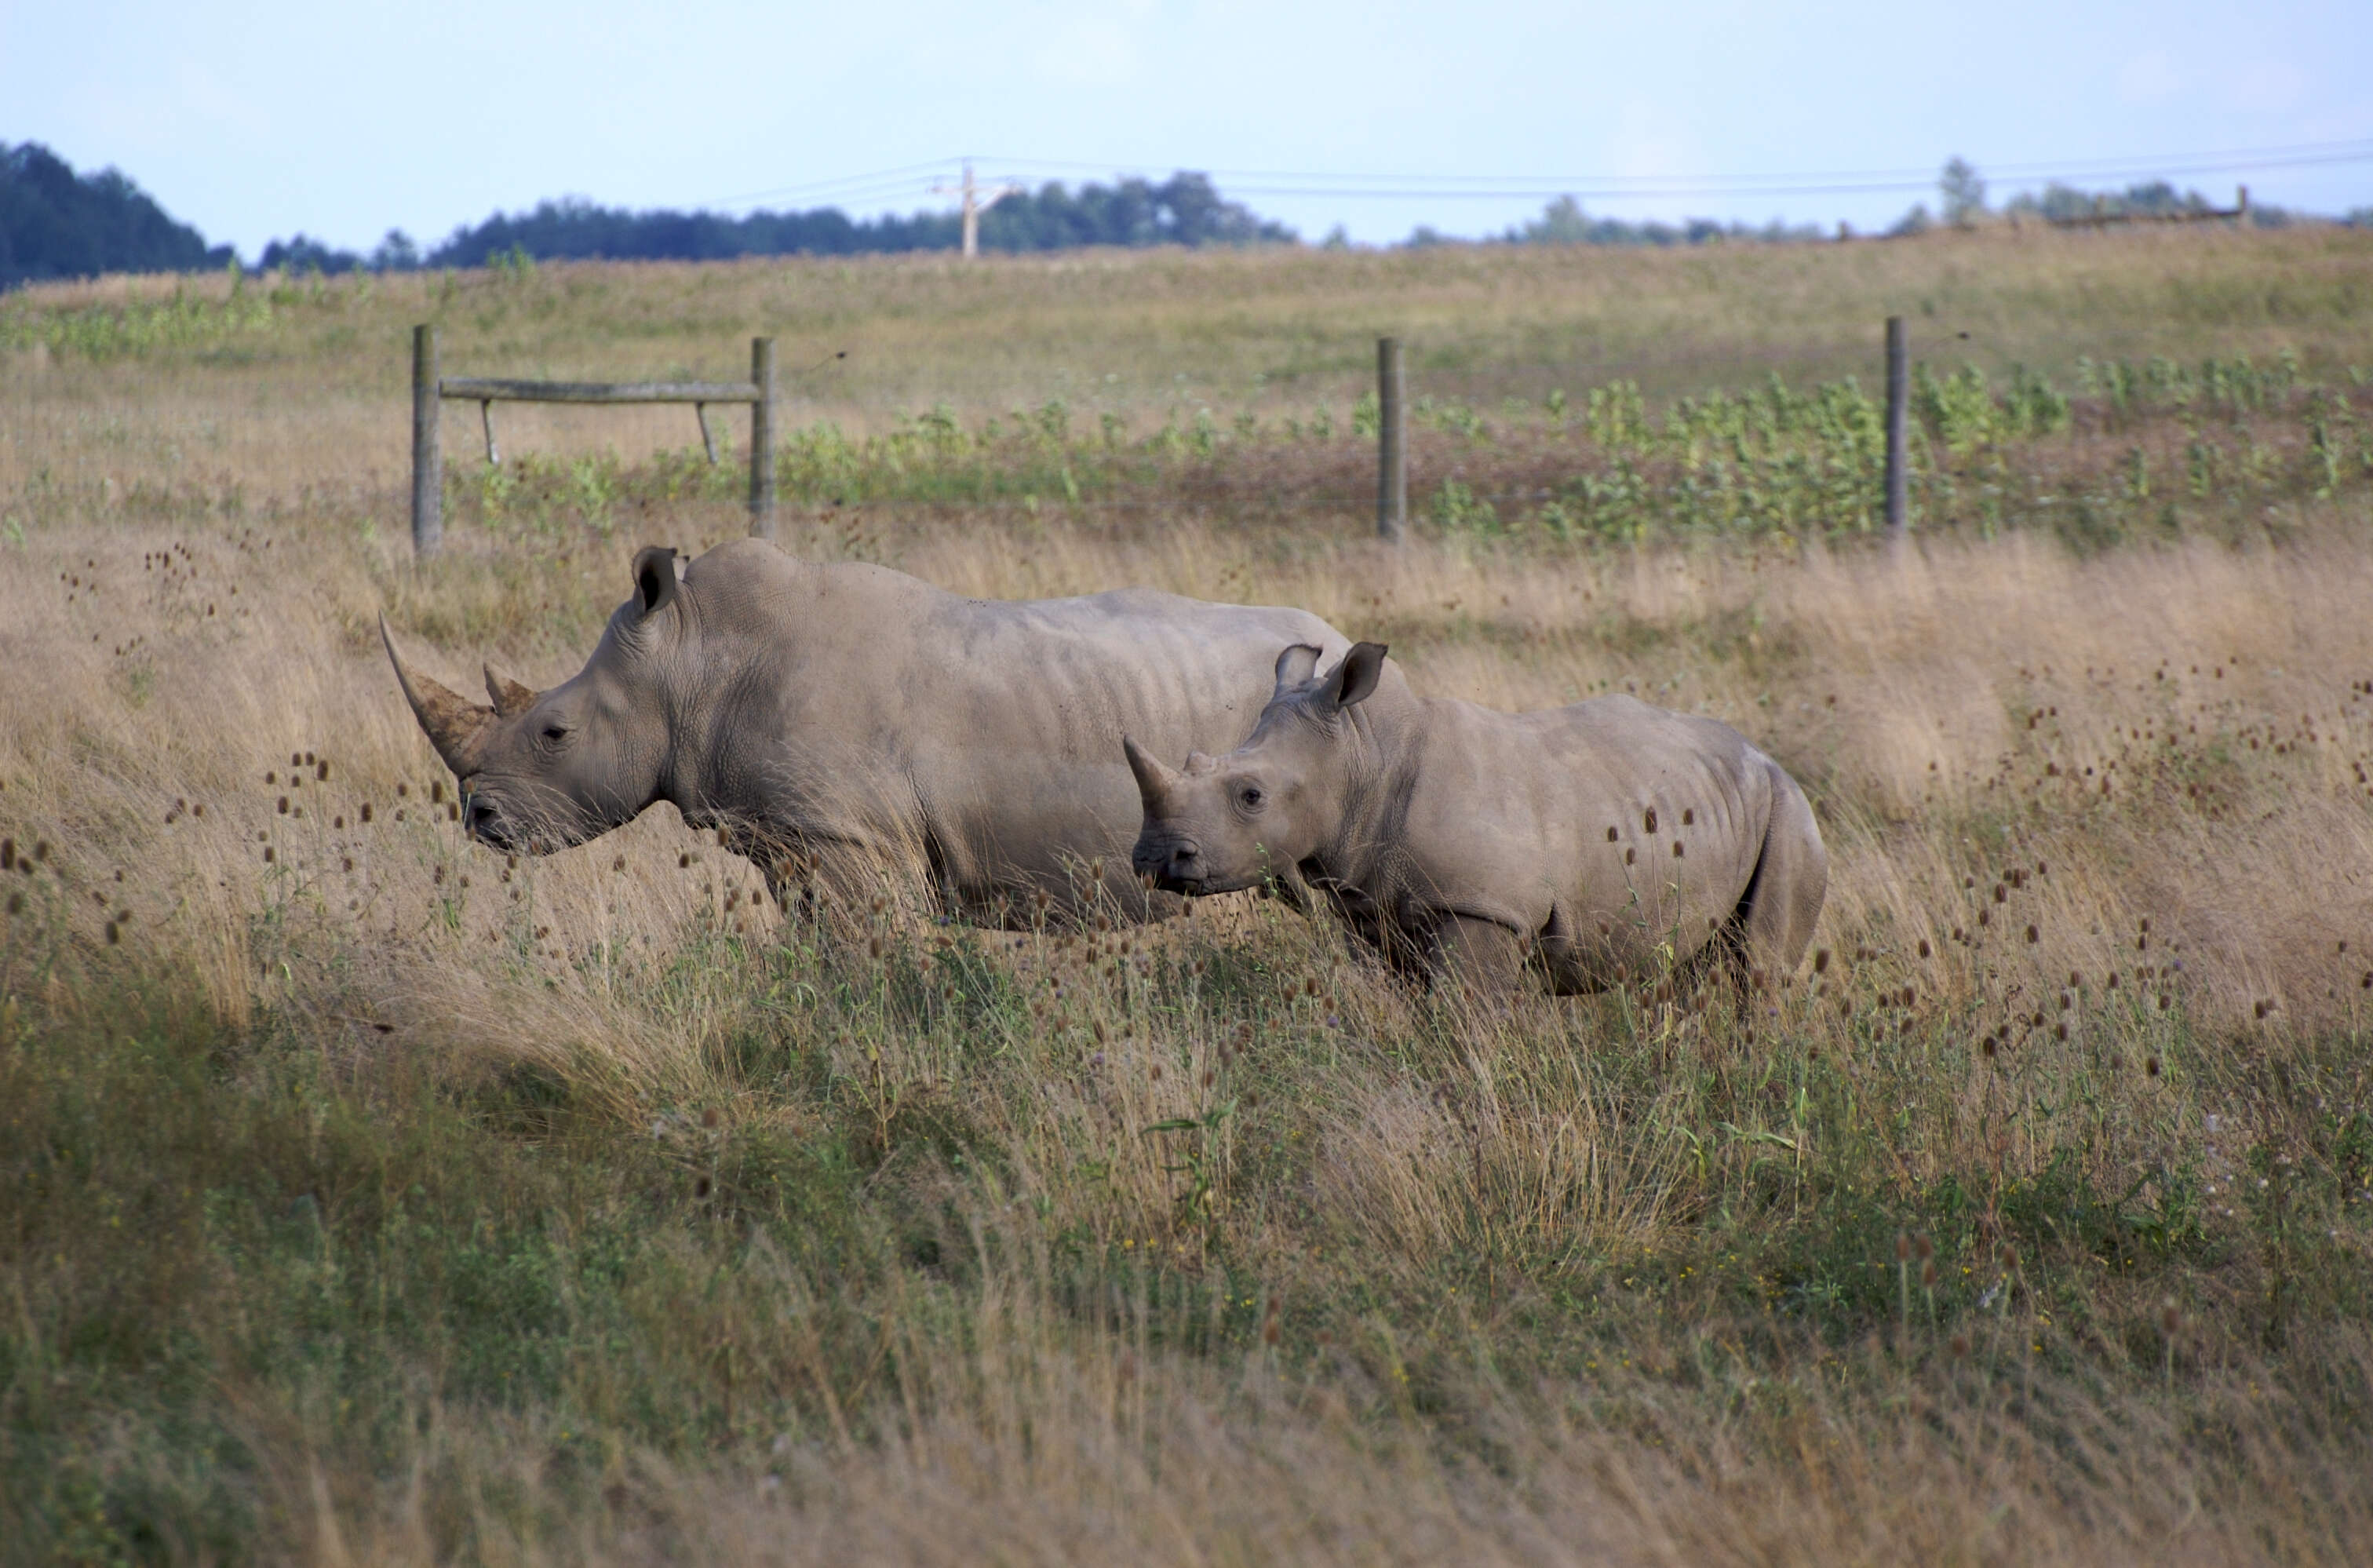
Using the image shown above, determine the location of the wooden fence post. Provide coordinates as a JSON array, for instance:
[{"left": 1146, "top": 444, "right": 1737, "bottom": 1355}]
[
  {"left": 748, "top": 336, "right": 777, "bottom": 538},
  {"left": 1883, "top": 315, "right": 1908, "bottom": 537},
  {"left": 411, "top": 324, "right": 443, "bottom": 556},
  {"left": 1376, "top": 336, "right": 1406, "bottom": 542}
]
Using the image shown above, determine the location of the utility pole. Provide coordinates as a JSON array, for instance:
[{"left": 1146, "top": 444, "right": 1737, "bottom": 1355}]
[{"left": 931, "top": 161, "right": 1023, "bottom": 258}]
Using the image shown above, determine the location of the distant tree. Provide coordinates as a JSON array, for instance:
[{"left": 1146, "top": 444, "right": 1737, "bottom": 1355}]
[
  {"left": 1321, "top": 224, "right": 1351, "bottom": 250},
  {"left": 980, "top": 173, "right": 1292, "bottom": 251},
  {"left": 2120, "top": 181, "right": 2192, "bottom": 216},
  {"left": 1519, "top": 195, "right": 1593, "bottom": 243},
  {"left": 1890, "top": 202, "right": 1934, "bottom": 237},
  {"left": 2037, "top": 183, "right": 2098, "bottom": 221},
  {"left": 1, "top": 140, "right": 231, "bottom": 290},
  {"left": 257, "top": 233, "right": 363, "bottom": 275},
  {"left": 369, "top": 229, "right": 420, "bottom": 272},
  {"left": 1500, "top": 195, "right": 1821, "bottom": 249},
  {"left": 1939, "top": 157, "right": 1986, "bottom": 224}
]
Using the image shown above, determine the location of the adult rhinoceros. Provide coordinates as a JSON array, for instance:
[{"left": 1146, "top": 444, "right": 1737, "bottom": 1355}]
[
  {"left": 383, "top": 540, "right": 1348, "bottom": 921},
  {"left": 1125, "top": 642, "right": 1827, "bottom": 992}
]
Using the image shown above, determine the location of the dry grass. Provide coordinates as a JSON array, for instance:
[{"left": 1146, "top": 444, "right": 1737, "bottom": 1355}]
[{"left": 5, "top": 235, "right": 2373, "bottom": 1562}]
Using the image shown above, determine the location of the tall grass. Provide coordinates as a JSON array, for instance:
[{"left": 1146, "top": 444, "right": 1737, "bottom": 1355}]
[{"left": 4, "top": 232, "right": 2372, "bottom": 1561}]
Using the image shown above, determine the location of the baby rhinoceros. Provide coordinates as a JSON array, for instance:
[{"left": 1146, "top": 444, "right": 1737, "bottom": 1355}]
[{"left": 1125, "top": 643, "right": 1828, "bottom": 994}]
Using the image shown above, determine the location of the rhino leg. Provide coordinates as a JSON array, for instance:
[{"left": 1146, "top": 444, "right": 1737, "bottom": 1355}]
[
  {"left": 1426, "top": 912, "right": 1529, "bottom": 1000},
  {"left": 1734, "top": 759, "right": 1828, "bottom": 979}
]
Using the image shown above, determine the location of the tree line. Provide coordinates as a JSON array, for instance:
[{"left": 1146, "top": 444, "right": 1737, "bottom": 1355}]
[
  {"left": 387, "top": 172, "right": 1296, "bottom": 272},
  {"left": 8, "top": 140, "right": 2366, "bottom": 291},
  {"left": 1485, "top": 159, "right": 2367, "bottom": 250},
  {"left": 0, "top": 146, "right": 1299, "bottom": 287}
]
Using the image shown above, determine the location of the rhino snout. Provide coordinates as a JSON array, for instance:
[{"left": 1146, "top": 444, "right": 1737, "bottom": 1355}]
[
  {"left": 460, "top": 787, "right": 517, "bottom": 852},
  {"left": 460, "top": 783, "right": 535, "bottom": 854},
  {"left": 1134, "top": 836, "right": 1207, "bottom": 894}
]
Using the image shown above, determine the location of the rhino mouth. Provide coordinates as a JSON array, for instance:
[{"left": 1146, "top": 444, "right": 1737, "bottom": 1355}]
[
  {"left": 1132, "top": 837, "right": 1261, "bottom": 898},
  {"left": 464, "top": 794, "right": 533, "bottom": 855},
  {"left": 461, "top": 786, "right": 585, "bottom": 857}
]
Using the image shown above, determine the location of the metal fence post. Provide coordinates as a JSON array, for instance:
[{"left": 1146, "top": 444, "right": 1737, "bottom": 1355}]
[
  {"left": 1883, "top": 315, "right": 1908, "bottom": 537},
  {"left": 748, "top": 336, "right": 777, "bottom": 538},
  {"left": 1376, "top": 336, "right": 1406, "bottom": 542},
  {"left": 411, "top": 323, "right": 442, "bottom": 556}
]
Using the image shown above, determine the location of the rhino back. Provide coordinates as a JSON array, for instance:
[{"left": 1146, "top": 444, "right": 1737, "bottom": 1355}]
[
  {"left": 1389, "top": 694, "right": 1774, "bottom": 961},
  {"left": 900, "top": 589, "right": 1347, "bottom": 889},
  {"left": 675, "top": 545, "right": 1344, "bottom": 900}
]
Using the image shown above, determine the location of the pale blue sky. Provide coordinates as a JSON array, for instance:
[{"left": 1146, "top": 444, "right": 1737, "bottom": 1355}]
[{"left": 3, "top": 1, "right": 2368, "bottom": 256}]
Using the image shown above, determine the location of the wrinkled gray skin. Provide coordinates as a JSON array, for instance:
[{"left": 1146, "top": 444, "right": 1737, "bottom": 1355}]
[
  {"left": 384, "top": 540, "right": 1349, "bottom": 921},
  {"left": 1127, "top": 643, "right": 1828, "bottom": 992}
]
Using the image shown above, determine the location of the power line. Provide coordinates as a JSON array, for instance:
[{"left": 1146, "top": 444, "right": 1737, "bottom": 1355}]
[
  {"left": 673, "top": 136, "right": 2373, "bottom": 221},
  {"left": 691, "top": 160, "right": 956, "bottom": 210},
  {"left": 975, "top": 144, "right": 2373, "bottom": 202},
  {"left": 968, "top": 137, "right": 2373, "bottom": 191}
]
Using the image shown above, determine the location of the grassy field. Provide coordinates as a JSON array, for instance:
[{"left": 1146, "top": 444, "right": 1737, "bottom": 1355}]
[{"left": 5, "top": 227, "right": 2373, "bottom": 1563}]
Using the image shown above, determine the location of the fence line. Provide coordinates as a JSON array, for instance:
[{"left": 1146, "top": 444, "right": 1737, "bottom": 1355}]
[
  {"left": 409, "top": 326, "right": 776, "bottom": 556},
  {"left": 1372, "top": 322, "right": 1909, "bottom": 538},
  {"left": 410, "top": 320, "right": 1926, "bottom": 549}
]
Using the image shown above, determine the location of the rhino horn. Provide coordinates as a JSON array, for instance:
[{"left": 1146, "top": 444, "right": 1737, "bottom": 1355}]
[
  {"left": 483, "top": 663, "right": 539, "bottom": 719},
  {"left": 381, "top": 614, "right": 494, "bottom": 775},
  {"left": 1183, "top": 750, "right": 1219, "bottom": 777},
  {"left": 1122, "top": 735, "right": 1179, "bottom": 809}
]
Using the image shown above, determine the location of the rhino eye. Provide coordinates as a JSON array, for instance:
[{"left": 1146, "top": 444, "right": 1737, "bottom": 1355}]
[
  {"left": 1238, "top": 785, "right": 1263, "bottom": 809},
  {"left": 541, "top": 724, "right": 570, "bottom": 743}
]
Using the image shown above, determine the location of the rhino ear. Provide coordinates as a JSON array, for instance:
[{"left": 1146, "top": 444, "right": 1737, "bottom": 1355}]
[
  {"left": 1328, "top": 643, "right": 1389, "bottom": 710},
  {"left": 630, "top": 545, "right": 680, "bottom": 619},
  {"left": 1273, "top": 644, "right": 1323, "bottom": 693}
]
